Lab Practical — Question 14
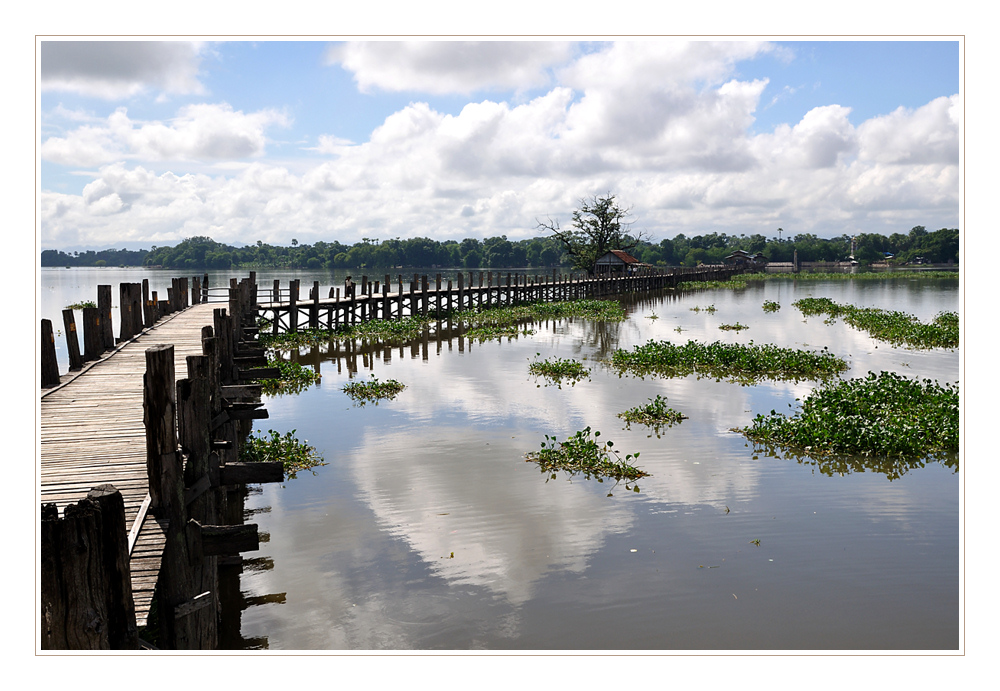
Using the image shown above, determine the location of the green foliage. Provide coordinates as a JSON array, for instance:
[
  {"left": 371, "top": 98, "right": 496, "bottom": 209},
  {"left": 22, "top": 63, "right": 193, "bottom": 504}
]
[
  {"left": 529, "top": 356, "right": 590, "bottom": 386},
  {"left": 259, "top": 358, "right": 321, "bottom": 396},
  {"left": 611, "top": 339, "right": 848, "bottom": 384},
  {"left": 794, "top": 298, "right": 959, "bottom": 349},
  {"left": 463, "top": 299, "right": 626, "bottom": 342},
  {"left": 342, "top": 375, "right": 406, "bottom": 404},
  {"left": 618, "top": 395, "right": 687, "bottom": 427},
  {"left": 525, "top": 427, "right": 647, "bottom": 486},
  {"left": 762, "top": 300, "right": 781, "bottom": 312},
  {"left": 718, "top": 323, "right": 749, "bottom": 331},
  {"left": 689, "top": 304, "right": 717, "bottom": 313},
  {"left": 65, "top": 300, "right": 97, "bottom": 310},
  {"left": 241, "top": 428, "right": 325, "bottom": 479},
  {"left": 742, "top": 371, "right": 958, "bottom": 462},
  {"left": 537, "top": 194, "right": 646, "bottom": 274}
]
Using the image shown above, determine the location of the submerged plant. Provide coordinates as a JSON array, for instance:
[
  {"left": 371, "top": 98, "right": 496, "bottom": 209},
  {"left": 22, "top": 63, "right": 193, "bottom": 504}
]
[
  {"left": 525, "top": 426, "right": 647, "bottom": 488},
  {"left": 618, "top": 395, "right": 687, "bottom": 427},
  {"left": 611, "top": 339, "right": 848, "bottom": 384},
  {"left": 241, "top": 428, "right": 325, "bottom": 479},
  {"left": 741, "top": 371, "right": 958, "bottom": 460},
  {"left": 342, "top": 375, "right": 406, "bottom": 404}
]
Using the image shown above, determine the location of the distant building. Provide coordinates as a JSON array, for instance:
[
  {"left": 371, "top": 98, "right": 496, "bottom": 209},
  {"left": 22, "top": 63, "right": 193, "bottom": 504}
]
[
  {"left": 724, "top": 250, "right": 767, "bottom": 266},
  {"left": 595, "top": 249, "right": 642, "bottom": 274}
]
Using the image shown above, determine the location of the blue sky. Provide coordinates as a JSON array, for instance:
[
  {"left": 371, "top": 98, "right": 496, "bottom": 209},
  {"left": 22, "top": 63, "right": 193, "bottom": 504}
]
[{"left": 38, "top": 39, "right": 960, "bottom": 251}]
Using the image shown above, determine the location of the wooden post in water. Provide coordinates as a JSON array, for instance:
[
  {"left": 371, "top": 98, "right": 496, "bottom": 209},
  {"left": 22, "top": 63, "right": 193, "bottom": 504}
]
[
  {"left": 98, "top": 285, "right": 115, "bottom": 348},
  {"left": 202, "top": 273, "right": 209, "bottom": 302},
  {"left": 192, "top": 276, "right": 201, "bottom": 305},
  {"left": 82, "top": 306, "right": 103, "bottom": 362},
  {"left": 41, "top": 319, "right": 60, "bottom": 388},
  {"left": 62, "top": 309, "right": 83, "bottom": 371},
  {"left": 288, "top": 280, "right": 298, "bottom": 333},
  {"left": 310, "top": 280, "right": 320, "bottom": 329},
  {"left": 119, "top": 284, "right": 134, "bottom": 342}
]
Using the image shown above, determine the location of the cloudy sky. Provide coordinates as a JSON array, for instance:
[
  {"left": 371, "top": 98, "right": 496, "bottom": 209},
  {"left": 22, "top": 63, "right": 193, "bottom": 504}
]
[{"left": 38, "top": 39, "right": 960, "bottom": 251}]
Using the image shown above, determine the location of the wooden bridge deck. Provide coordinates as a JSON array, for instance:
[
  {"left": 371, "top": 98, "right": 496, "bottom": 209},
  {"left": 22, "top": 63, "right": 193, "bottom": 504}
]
[{"left": 39, "top": 302, "right": 218, "bottom": 627}]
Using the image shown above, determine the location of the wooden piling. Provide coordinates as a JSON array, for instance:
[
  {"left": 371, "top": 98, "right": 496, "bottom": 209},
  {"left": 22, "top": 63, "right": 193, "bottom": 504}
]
[{"left": 62, "top": 309, "right": 83, "bottom": 371}]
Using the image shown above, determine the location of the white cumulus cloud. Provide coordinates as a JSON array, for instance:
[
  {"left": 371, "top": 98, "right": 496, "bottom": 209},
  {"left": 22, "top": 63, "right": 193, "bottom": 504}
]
[{"left": 327, "top": 41, "right": 576, "bottom": 94}]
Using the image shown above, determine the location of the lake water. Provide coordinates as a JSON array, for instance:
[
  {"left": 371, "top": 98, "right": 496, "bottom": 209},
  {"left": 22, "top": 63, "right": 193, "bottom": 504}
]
[{"left": 38, "top": 268, "right": 960, "bottom": 651}]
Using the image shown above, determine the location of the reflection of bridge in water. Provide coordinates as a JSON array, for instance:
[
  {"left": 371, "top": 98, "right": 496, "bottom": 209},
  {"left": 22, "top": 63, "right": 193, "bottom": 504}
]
[{"left": 270, "top": 280, "right": 737, "bottom": 380}]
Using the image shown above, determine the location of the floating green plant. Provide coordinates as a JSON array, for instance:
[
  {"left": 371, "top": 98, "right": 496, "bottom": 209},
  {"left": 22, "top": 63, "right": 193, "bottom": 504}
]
[
  {"left": 611, "top": 339, "right": 848, "bottom": 384},
  {"left": 65, "top": 300, "right": 97, "bottom": 310},
  {"left": 718, "top": 322, "right": 749, "bottom": 331},
  {"left": 762, "top": 300, "right": 781, "bottom": 312},
  {"left": 741, "top": 371, "right": 958, "bottom": 461},
  {"left": 259, "top": 358, "right": 321, "bottom": 397},
  {"left": 618, "top": 395, "right": 687, "bottom": 427},
  {"left": 465, "top": 324, "right": 536, "bottom": 342},
  {"left": 525, "top": 427, "right": 647, "bottom": 487},
  {"left": 793, "top": 298, "right": 958, "bottom": 349},
  {"left": 528, "top": 355, "right": 590, "bottom": 386},
  {"left": 678, "top": 276, "right": 750, "bottom": 291},
  {"left": 689, "top": 305, "right": 717, "bottom": 313},
  {"left": 342, "top": 375, "right": 406, "bottom": 404},
  {"left": 241, "top": 428, "right": 326, "bottom": 479}
]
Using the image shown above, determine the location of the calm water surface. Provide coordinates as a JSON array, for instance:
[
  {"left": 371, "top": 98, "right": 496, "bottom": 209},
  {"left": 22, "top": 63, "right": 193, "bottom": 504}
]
[
  {"left": 39, "top": 269, "right": 960, "bottom": 650},
  {"left": 237, "top": 276, "right": 959, "bottom": 650}
]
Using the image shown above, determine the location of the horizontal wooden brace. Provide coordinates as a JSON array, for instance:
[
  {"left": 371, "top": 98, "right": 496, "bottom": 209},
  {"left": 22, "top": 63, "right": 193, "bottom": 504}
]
[
  {"left": 174, "top": 591, "right": 213, "bottom": 620},
  {"left": 220, "top": 461, "right": 284, "bottom": 485},
  {"left": 238, "top": 367, "right": 281, "bottom": 380},
  {"left": 200, "top": 522, "right": 259, "bottom": 556}
]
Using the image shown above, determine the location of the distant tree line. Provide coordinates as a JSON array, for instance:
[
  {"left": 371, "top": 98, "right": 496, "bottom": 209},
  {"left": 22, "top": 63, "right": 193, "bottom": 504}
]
[{"left": 41, "top": 226, "right": 958, "bottom": 270}]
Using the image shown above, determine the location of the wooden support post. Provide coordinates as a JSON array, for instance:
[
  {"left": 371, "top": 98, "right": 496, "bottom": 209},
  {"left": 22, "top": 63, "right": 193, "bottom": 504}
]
[
  {"left": 144, "top": 345, "right": 179, "bottom": 512},
  {"left": 82, "top": 307, "right": 103, "bottom": 362},
  {"left": 62, "top": 309, "right": 84, "bottom": 371},
  {"left": 310, "top": 280, "right": 320, "bottom": 329},
  {"left": 41, "top": 487, "right": 139, "bottom": 650},
  {"left": 119, "top": 283, "right": 133, "bottom": 342},
  {"left": 288, "top": 280, "right": 298, "bottom": 333},
  {"left": 141, "top": 280, "right": 152, "bottom": 328},
  {"left": 192, "top": 276, "right": 201, "bottom": 305},
  {"left": 98, "top": 285, "right": 115, "bottom": 348},
  {"left": 41, "top": 319, "right": 60, "bottom": 387},
  {"left": 202, "top": 273, "right": 209, "bottom": 302}
]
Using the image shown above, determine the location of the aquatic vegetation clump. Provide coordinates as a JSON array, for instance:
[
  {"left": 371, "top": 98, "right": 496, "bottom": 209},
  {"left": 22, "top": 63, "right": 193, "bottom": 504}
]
[
  {"left": 342, "top": 375, "right": 406, "bottom": 404},
  {"left": 610, "top": 339, "right": 848, "bottom": 384},
  {"left": 794, "top": 298, "right": 958, "bottom": 349},
  {"left": 465, "top": 324, "right": 536, "bottom": 342},
  {"left": 526, "top": 427, "right": 647, "bottom": 485},
  {"left": 65, "top": 300, "right": 97, "bottom": 310},
  {"left": 760, "top": 270, "right": 958, "bottom": 281},
  {"left": 742, "top": 371, "right": 958, "bottom": 459},
  {"left": 241, "top": 428, "right": 326, "bottom": 479},
  {"left": 689, "top": 305, "right": 717, "bottom": 313},
  {"left": 718, "top": 322, "right": 749, "bottom": 331},
  {"left": 618, "top": 395, "right": 687, "bottom": 427},
  {"left": 258, "top": 315, "right": 432, "bottom": 349},
  {"left": 528, "top": 356, "right": 590, "bottom": 386},
  {"left": 677, "top": 276, "right": 750, "bottom": 291},
  {"left": 259, "top": 358, "right": 321, "bottom": 397},
  {"left": 762, "top": 300, "right": 781, "bottom": 312}
]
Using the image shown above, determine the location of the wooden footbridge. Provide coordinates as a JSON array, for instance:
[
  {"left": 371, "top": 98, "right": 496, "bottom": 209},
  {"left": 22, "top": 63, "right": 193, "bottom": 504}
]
[
  {"left": 40, "top": 274, "right": 282, "bottom": 649},
  {"left": 39, "top": 264, "right": 750, "bottom": 650}
]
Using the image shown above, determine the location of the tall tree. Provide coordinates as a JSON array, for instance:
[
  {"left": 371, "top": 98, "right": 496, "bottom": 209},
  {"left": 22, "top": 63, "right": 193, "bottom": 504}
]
[{"left": 537, "top": 194, "right": 647, "bottom": 274}]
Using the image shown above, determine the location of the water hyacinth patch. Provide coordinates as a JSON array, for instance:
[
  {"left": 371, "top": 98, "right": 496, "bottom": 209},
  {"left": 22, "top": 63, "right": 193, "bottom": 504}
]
[
  {"left": 342, "top": 375, "right": 406, "bottom": 404},
  {"left": 525, "top": 427, "right": 647, "bottom": 487},
  {"left": 241, "top": 428, "right": 326, "bottom": 479},
  {"left": 528, "top": 355, "right": 590, "bottom": 386},
  {"left": 741, "top": 371, "right": 958, "bottom": 460},
  {"left": 793, "top": 298, "right": 958, "bottom": 349},
  {"left": 718, "top": 322, "right": 749, "bottom": 331},
  {"left": 762, "top": 300, "right": 781, "bottom": 312},
  {"left": 259, "top": 358, "right": 321, "bottom": 397},
  {"left": 618, "top": 395, "right": 687, "bottom": 427},
  {"left": 610, "top": 339, "right": 848, "bottom": 384}
]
